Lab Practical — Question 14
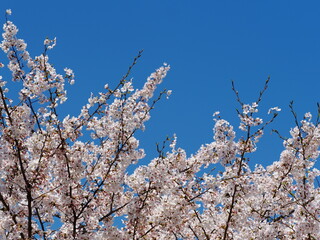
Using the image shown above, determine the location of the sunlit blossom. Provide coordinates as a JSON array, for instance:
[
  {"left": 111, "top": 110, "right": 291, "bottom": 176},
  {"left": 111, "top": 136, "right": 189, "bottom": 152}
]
[{"left": 0, "top": 11, "right": 319, "bottom": 240}]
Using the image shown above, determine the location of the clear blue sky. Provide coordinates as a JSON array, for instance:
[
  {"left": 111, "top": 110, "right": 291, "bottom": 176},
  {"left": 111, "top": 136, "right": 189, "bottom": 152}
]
[{"left": 2, "top": 1, "right": 320, "bottom": 169}]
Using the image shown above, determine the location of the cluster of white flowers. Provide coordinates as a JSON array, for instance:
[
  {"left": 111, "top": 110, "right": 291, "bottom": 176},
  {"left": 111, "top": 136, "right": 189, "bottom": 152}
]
[
  {"left": 0, "top": 10, "right": 319, "bottom": 240},
  {"left": 44, "top": 37, "right": 56, "bottom": 50},
  {"left": 268, "top": 106, "right": 281, "bottom": 114}
]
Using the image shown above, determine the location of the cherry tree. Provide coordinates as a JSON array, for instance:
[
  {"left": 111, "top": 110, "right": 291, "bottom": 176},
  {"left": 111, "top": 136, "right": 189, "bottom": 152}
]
[{"left": 0, "top": 10, "right": 319, "bottom": 240}]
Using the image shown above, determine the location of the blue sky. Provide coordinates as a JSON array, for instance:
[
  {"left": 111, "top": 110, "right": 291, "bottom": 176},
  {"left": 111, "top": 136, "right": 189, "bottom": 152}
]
[{"left": 1, "top": 0, "right": 320, "bottom": 169}]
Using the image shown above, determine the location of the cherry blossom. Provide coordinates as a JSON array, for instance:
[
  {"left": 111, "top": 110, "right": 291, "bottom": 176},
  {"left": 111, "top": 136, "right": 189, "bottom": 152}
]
[{"left": 0, "top": 10, "right": 319, "bottom": 240}]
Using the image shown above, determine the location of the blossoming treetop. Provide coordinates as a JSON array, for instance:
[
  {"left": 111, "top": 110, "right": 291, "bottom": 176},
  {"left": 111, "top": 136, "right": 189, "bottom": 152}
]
[{"left": 0, "top": 10, "right": 319, "bottom": 239}]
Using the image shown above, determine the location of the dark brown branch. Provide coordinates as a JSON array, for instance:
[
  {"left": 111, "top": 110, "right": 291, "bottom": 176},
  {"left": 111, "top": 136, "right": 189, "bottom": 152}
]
[{"left": 222, "top": 185, "right": 238, "bottom": 240}]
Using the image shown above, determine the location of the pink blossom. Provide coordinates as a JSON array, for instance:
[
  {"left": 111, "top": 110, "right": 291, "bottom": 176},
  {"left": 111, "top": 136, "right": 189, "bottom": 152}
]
[{"left": 0, "top": 12, "right": 319, "bottom": 240}]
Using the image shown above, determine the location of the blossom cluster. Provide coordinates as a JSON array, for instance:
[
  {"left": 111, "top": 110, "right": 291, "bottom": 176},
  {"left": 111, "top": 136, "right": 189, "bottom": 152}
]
[{"left": 0, "top": 11, "right": 319, "bottom": 240}]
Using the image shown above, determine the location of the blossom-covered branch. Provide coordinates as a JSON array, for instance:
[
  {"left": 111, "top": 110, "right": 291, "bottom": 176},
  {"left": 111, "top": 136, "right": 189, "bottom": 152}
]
[{"left": 0, "top": 10, "right": 319, "bottom": 240}]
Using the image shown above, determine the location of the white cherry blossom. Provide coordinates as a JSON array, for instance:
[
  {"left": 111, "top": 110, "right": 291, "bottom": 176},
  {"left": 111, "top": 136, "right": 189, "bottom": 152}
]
[{"left": 0, "top": 11, "right": 319, "bottom": 240}]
